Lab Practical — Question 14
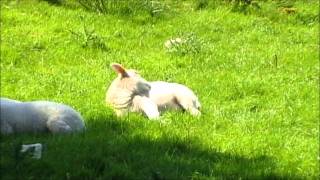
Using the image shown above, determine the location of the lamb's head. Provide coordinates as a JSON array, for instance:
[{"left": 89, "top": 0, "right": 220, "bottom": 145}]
[{"left": 106, "top": 63, "right": 151, "bottom": 111}]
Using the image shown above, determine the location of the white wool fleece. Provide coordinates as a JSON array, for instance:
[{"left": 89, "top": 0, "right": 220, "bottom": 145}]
[
  {"left": 106, "top": 63, "right": 201, "bottom": 120},
  {"left": 0, "top": 98, "right": 85, "bottom": 135}
]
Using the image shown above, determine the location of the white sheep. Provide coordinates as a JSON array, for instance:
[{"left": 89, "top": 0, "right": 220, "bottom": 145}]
[
  {"left": 106, "top": 63, "right": 201, "bottom": 119},
  {"left": 0, "top": 98, "right": 85, "bottom": 135}
]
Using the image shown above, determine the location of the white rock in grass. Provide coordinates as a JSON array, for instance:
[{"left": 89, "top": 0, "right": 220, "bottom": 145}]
[
  {"left": 106, "top": 63, "right": 201, "bottom": 120},
  {"left": 0, "top": 98, "right": 85, "bottom": 135},
  {"left": 164, "top": 37, "right": 186, "bottom": 49}
]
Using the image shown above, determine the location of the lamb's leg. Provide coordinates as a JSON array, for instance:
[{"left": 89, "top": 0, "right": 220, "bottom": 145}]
[
  {"left": 115, "top": 109, "right": 127, "bottom": 117},
  {"left": 175, "top": 96, "right": 201, "bottom": 116},
  {"left": 46, "top": 117, "right": 72, "bottom": 134},
  {"left": 132, "top": 96, "right": 160, "bottom": 120}
]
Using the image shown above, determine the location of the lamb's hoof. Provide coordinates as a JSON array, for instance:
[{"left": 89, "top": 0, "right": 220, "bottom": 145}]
[{"left": 190, "top": 109, "right": 201, "bottom": 117}]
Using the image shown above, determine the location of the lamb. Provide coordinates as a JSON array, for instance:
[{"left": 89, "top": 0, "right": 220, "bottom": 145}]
[
  {"left": 0, "top": 98, "right": 85, "bottom": 135},
  {"left": 105, "top": 63, "right": 201, "bottom": 119}
]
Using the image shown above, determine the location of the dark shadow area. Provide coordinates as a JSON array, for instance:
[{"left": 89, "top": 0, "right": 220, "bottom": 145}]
[
  {"left": 0, "top": 116, "right": 306, "bottom": 179},
  {"left": 42, "top": 0, "right": 63, "bottom": 5}
]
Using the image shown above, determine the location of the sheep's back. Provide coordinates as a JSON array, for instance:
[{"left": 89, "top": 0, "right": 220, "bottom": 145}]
[
  {"left": 1, "top": 101, "right": 48, "bottom": 133},
  {"left": 0, "top": 99, "right": 85, "bottom": 133},
  {"left": 27, "top": 101, "right": 85, "bottom": 132}
]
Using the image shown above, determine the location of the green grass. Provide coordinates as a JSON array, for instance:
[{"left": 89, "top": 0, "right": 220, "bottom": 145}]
[{"left": 1, "top": 0, "right": 319, "bottom": 179}]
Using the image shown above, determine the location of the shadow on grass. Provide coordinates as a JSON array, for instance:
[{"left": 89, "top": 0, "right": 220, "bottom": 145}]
[
  {"left": 0, "top": 116, "right": 303, "bottom": 179},
  {"left": 42, "top": 0, "right": 63, "bottom": 5}
]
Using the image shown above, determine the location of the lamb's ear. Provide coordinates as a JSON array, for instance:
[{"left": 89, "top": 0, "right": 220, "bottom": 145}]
[{"left": 111, "top": 63, "right": 128, "bottom": 77}]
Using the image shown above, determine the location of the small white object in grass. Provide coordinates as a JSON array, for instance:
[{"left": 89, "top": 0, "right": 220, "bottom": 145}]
[
  {"left": 164, "top": 37, "right": 186, "bottom": 49},
  {"left": 21, "top": 143, "right": 43, "bottom": 159}
]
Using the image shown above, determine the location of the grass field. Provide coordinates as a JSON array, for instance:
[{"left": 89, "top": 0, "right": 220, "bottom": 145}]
[{"left": 1, "top": 0, "right": 319, "bottom": 179}]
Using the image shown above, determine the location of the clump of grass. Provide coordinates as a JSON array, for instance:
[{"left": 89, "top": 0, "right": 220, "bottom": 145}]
[
  {"left": 231, "top": 0, "right": 261, "bottom": 14},
  {"left": 193, "top": 0, "right": 318, "bottom": 26},
  {"left": 165, "top": 32, "right": 204, "bottom": 56},
  {"left": 193, "top": 0, "right": 260, "bottom": 12},
  {"left": 31, "top": 40, "right": 46, "bottom": 51},
  {"left": 69, "top": 16, "right": 108, "bottom": 50},
  {"left": 42, "top": 0, "right": 63, "bottom": 5},
  {"left": 77, "top": 0, "right": 109, "bottom": 14},
  {"left": 142, "top": 0, "right": 169, "bottom": 17},
  {"left": 76, "top": 0, "right": 169, "bottom": 17},
  {"left": 193, "top": 0, "right": 221, "bottom": 10},
  {"left": 194, "top": 0, "right": 209, "bottom": 10}
]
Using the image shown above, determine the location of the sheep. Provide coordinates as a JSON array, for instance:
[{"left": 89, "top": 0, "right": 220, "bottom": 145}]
[
  {"left": 0, "top": 98, "right": 85, "bottom": 135},
  {"left": 105, "top": 63, "right": 201, "bottom": 120}
]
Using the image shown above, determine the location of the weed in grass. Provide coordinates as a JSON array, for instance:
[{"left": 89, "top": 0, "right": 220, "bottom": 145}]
[
  {"left": 77, "top": 0, "right": 169, "bottom": 18},
  {"left": 69, "top": 16, "right": 108, "bottom": 50},
  {"left": 165, "top": 32, "right": 204, "bottom": 56},
  {"left": 31, "top": 40, "right": 46, "bottom": 51},
  {"left": 194, "top": 0, "right": 209, "bottom": 10},
  {"left": 77, "top": 0, "right": 109, "bottom": 14},
  {"left": 193, "top": 0, "right": 225, "bottom": 10},
  {"left": 42, "top": 0, "right": 63, "bottom": 5},
  {"left": 231, "top": 0, "right": 261, "bottom": 14},
  {"left": 142, "top": 0, "right": 169, "bottom": 17}
]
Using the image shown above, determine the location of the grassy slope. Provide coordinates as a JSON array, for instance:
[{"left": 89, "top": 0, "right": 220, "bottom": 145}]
[{"left": 1, "top": 0, "right": 319, "bottom": 179}]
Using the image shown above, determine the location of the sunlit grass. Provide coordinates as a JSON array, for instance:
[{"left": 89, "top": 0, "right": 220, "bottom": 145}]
[{"left": 1, "top": 0, "right": 319, "bottom": 179}]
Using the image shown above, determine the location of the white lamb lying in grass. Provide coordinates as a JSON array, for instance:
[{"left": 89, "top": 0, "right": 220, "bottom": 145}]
[
  {"left": 0, "top": 98, "right": 85, "bottom": 135},
  {"left": 106, "top": 63, "right": 201, "bottom": 119}
]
